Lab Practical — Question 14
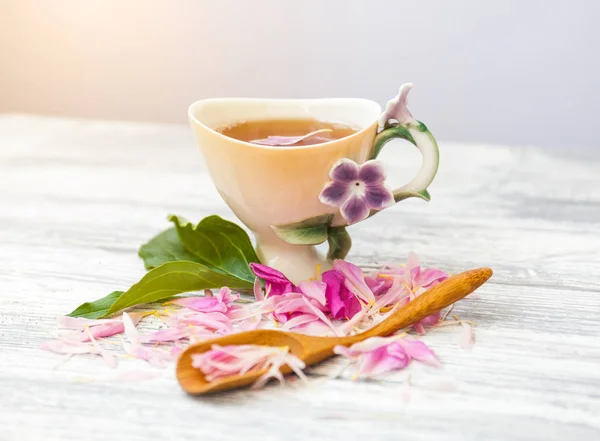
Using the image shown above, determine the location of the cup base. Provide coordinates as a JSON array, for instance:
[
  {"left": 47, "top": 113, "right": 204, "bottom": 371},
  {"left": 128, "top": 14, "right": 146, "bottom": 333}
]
[{"left": 256, "top": 239, "right": 332, "bottom": 284}]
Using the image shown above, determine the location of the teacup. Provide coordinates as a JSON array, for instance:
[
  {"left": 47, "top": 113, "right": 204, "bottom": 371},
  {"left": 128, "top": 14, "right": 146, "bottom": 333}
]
[{"left": 189, "top": 84, "right": 439, "bottom": 283}]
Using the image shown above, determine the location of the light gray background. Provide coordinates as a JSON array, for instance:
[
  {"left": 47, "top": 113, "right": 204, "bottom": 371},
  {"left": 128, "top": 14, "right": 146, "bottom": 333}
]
[{"left": 1, "top": 0, "right": 598, "bottom": 149}]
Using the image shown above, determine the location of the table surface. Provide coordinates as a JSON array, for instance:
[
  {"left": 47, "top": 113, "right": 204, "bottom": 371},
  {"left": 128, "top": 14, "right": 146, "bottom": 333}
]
[{"left": 1, "top": 114, "right": 599, "bottom": 441}]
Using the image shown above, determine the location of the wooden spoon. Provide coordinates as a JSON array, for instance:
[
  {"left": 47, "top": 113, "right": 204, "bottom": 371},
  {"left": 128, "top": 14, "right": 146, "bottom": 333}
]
[{"left": 177, "top": 267, "right": 492, "bottom": 395}]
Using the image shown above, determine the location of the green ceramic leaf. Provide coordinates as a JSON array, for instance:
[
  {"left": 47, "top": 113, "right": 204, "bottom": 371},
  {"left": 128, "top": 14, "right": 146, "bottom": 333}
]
[
  {"left": 393, "top": 189, "right": 431, "bottom": 203},
  {"left": 67, "top": 291, "right": 124, "bottom": 319},
  {"left": 169, "top": 215, "right": 259, "bottom": 284},
  {"left": 271, "top": 214, "right": 333, "bottom": 245},
  {"left": 138, "top": 227, "right": 198, "bottom": 270},
  {"left": 327, "top": 226, "right": 352, "bottom": 260}
]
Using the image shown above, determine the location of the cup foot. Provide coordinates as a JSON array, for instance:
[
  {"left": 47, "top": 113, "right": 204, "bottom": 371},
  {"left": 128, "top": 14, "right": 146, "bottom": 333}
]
[{"left": 256, "top": 241, "right": 332, "bottom": 284}]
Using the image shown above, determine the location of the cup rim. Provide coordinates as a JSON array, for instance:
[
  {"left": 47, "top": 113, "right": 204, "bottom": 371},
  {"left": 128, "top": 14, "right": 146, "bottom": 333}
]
[{"left": 188, "top": 97, "right": 382, "bottom": 151}]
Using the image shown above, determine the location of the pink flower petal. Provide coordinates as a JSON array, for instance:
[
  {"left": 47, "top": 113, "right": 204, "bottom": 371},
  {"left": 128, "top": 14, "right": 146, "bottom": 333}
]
[
  {"left": 333, "top": 260, "right": 376, "bottom": 305},
  {"left": 170, "top": 296, "right": 225, "bottom": 313},
  {"left": 361, "top": 344, "right": 409, "bottom": 375},
  {"left": 141, "top": 327, "right": 189, "bottom": 343},
  {"left": 322, "top": 269, "right": 361, "bottom": 320},
  {"left": 192, "top": 344, "right": 306, "bottom": 387},
  {"left": 122, "top": 312, "right": 169, "bottom": 367},
  {"left": 172, "top": 311, "right": 233, "bottom": 333},
  {"left": 85, "top": 326, "right": 117, "bottom": 368},
  {"left": 280, "top": 313, "right": 319, "bottom": 331},
  {"left": 406, "top": 251, "right": 420, "bottom": 270},
  {"left": 334, "top": 335, "right": 439, "bottom": 378},
  {"left": 249, "top": 263, "right": 296, "bottom": 297},
  {"left": 459, "top": 322, "right": 475, "bottom": 349},
  {"left": 397, "top": 337, "right": 441, "bottom": 367},
  {"left": 253, "top": 276, "right": 264, "bottom": 301},
  {"left": 298, "top": 280, "right": 327, "bottom": 306},
  {"left": 79, "top": 322, "right": 124, "bottom": 342},
  {"left": 249, "top": 129, "right": 333, "bottom": 146},
  {"left": 414, "top": 268, "right": 449, "bottom": 289}
]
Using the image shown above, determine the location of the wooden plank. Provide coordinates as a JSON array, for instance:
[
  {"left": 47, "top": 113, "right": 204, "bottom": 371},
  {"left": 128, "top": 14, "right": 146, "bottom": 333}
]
[{"left": 1, "top": 115, "right": 599, "bottom": 440}]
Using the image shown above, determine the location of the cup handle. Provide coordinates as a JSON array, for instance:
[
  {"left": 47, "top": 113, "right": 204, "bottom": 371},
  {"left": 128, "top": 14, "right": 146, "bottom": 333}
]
[
  {"left": 370, "top": 121, "right": 439, "bottom": 202},
  {"left": 370, "top": 83, "right": 440, "bottom": 203}
]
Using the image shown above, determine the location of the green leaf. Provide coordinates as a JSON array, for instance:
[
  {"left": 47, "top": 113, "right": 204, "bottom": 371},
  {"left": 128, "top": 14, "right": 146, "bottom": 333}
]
[
  {"left": 271, "top": 214, "right": 333, "bottom": 245},
  {"left": 169, "top": 215, "right": 259, "bottom": 284},
  {"left": 67, "top": 260, "right": 255, "bottom": 319},
  {"left": 67, "top": 291, "right": 124, "bottom": 319},
  {"left": 105, "top": 261, "right": 250, "bottom": 317},
  {"left": 138, "top": 227, "right": 199, "bottom": 270}
]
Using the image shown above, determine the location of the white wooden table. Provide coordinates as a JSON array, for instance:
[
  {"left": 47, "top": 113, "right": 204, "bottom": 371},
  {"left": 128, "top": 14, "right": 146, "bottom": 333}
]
[{"left": 1, "top": 115, "right": 599, "bottom": 441}]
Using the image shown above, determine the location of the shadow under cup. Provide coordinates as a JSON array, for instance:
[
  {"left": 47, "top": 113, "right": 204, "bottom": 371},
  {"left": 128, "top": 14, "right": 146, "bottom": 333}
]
[{"left": 188, "top": 97, "right": 382, "bottom": 282}]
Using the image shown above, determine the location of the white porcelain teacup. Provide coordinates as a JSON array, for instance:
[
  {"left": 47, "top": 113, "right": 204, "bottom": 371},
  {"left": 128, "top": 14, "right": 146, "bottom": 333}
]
[{"left": 189, "top": 84, "right": 439, "bottom": 282}]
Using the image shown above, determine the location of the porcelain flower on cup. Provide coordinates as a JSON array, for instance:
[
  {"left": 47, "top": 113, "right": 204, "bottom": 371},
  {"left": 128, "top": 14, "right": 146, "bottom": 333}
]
[
  {"left": 318, "top": 159, "right": 394, "bottom": 225},
  {"left": 378, "top": 83, "right": 416, "bottom": 129}
]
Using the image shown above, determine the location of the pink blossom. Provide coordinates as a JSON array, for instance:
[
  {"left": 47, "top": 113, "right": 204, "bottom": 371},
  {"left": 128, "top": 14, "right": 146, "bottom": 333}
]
[
  {"left": 459, "top": 322, "right": 475, "bottom": 349},
  {"left": 333, "top": 260, "right": 376, "bottom": 305},
  {"left": 249, "top": 263, "right": 296, "bottom": 297},
  {"left": 169, "top": 287, "right": 239, "bottom": 314},
  {"left": 58, "top": 312, "right": 146, "bottom": 342},
  {"left": 41, "top": 327, "right": 117, "bottom": 368},
  {"left": 334, "top": 335, "right": 439, "bottom": 378},
  {"left": 321, "top": 269, "right": 361, "bottom": 320},
  {"left": 170, "top": 311, "right": 233, "bottom": 334},
  {"left": 269, "top": 286, "right": 338, "bottom": 336},
  {"left": 192, "top": 344, "right": 307, "bottom": 388},
  {"left": 377, "top": 253, "right": 449, "bottom": 333},
  {"left": 122, "top": 313, "right": 170, "bottom": 367}
]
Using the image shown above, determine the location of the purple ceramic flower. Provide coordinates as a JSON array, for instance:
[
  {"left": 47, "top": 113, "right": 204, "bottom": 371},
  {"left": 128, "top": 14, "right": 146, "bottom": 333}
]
[
  {"left": 377, "top": 83, "right": 416, "bottom": 129},
  {"left": 319, "top": 158, "right": 394, "bottom": 225}
]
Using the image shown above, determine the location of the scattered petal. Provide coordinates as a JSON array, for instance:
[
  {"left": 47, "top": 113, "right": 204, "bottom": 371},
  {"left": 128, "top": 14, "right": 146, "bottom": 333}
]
[
  {"left": 334, "top": 335, "right": 438, "bottom": 378},
  {"left": 333, "top": 260, "right": 376, "bottom": 305},
  {"left": 458, "top": 321, "right": 475, "bottom": 349},
  {"left": 298, "top": 280, "right": 327, "bottom": 306},
  {"left": 322, "top": 269, "right": 361, "bottom": 320},
  {"left": 250, "top": 263, "right": 296, "bottom": 296},
  {"left": 192, "top": 344, "right": 307, "bottom": 388}
]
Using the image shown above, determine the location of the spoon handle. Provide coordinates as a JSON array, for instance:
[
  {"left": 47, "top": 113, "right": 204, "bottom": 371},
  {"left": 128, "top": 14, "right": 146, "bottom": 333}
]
[{"left": 344, "top": 267, "right": 492, "bottom": 343}]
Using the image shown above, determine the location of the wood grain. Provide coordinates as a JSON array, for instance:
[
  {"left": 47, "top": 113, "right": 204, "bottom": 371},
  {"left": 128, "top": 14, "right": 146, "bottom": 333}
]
[{"left": 1, "top": 114, "right": 599, "bottom": 440}]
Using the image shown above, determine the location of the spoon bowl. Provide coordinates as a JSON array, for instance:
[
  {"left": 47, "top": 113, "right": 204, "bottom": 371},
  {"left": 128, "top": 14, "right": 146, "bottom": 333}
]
[{"left": 177, "top": 267, "right": 493, "bottom": 395}]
